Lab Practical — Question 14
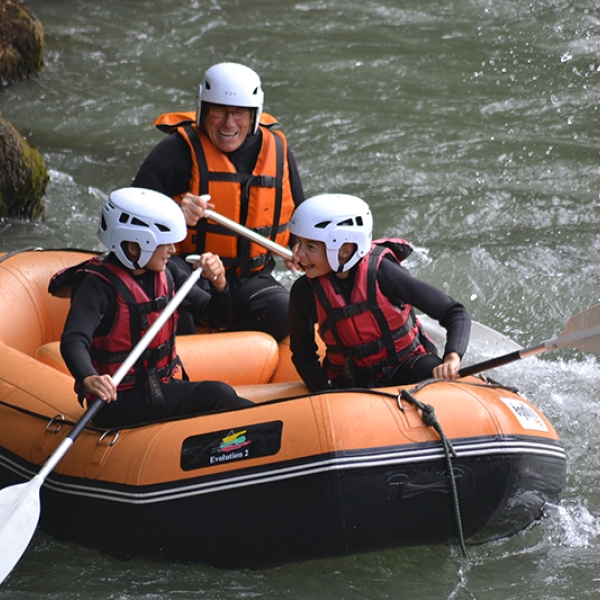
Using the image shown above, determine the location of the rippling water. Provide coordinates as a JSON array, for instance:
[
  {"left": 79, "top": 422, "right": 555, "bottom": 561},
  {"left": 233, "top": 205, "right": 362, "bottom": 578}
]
[{"left": 2, "top": 0, "right": 600, "bottom": 598}]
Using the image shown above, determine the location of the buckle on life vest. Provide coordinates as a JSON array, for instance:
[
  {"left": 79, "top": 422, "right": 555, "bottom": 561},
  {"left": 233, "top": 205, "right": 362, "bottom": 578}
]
[
  {"left": 223, "top": 253, "right": 270, "bottom": 273},
  {"left": 247, "top": 175, "right": 279, "bottom": 189},
  {"left": 254, "top": 223, "right": 289, "bottom": 237}
]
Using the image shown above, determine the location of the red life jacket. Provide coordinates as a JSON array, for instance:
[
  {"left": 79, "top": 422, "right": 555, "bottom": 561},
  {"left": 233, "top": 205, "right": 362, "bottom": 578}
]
[
  {"left": 76, "top": 258, "right": 179, "bottom": 400},
  {"left": 310, "top": 239, "right": 431, "bottom": 384}
]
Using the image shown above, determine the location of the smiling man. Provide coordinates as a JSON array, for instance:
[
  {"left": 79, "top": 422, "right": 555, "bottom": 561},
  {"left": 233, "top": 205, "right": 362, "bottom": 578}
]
[{"left": 132, "top": 62, "right": 305, "bottom": 341}]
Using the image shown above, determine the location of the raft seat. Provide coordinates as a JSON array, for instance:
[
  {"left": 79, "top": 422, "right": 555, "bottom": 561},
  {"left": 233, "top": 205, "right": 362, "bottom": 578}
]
[
  {"left": 0, "top": 250, "right": 78, "bottom": 358},
  {"left": 174, "top": 332, "right": 280, "bottom": 385},
  {"left": 35, "top": 342, "right": 71, "bottom": 375},
  {"left": 0, "top": 249, "right": 312, "bottom": 390},
  {"left": 35, "top": 331, "right": 283, "bottom": 387}
]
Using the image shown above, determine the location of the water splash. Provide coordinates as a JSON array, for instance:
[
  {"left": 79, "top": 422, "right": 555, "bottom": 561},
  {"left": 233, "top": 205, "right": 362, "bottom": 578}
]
[{"left": 546, "top": 502, "right": 600, "bottom": 548}]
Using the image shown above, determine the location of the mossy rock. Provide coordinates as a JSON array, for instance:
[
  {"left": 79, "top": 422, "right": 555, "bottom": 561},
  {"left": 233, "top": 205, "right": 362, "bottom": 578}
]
[
  {"left": 0, "top": 117, "right": 48, "bottom": 219},
  {"left": 0, "top": 0, "right": 45, "bottom": 85}
]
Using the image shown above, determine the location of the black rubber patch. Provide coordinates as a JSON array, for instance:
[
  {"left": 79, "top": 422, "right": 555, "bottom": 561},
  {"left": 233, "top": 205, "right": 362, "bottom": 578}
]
[{"left": 181, "top": 421, "right": 284, "bottom": 470}]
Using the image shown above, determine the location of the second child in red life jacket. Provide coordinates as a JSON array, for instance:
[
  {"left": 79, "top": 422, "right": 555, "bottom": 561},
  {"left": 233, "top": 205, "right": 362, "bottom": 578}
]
[
  {"left": 57, "top": 187, "right": 252, "bottom": 428},
  {"left": 288, "top": 194, "right": 472, "bottom": 392}
]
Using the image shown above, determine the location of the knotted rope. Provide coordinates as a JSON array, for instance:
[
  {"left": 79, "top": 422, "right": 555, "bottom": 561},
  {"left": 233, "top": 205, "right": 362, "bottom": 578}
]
[{"left": 399, "top": 385, "right": 467, "bottom": 557}]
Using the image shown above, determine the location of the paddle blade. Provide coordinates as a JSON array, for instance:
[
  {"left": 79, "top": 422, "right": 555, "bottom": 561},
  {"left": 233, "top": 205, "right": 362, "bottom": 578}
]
[
  {"left": 419, "top": 314, "right": 521, "bottom": 354},
  {"left": 0, "top": 477, "right": 42, "bottom": 585},
  {"left": 557, "top": 304, "right": 600, "bottom": 354}
]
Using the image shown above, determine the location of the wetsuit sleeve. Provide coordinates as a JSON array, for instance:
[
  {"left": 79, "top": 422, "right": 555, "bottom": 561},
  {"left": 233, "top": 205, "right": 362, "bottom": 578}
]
[
  {"left": 168, "top": 260, "right": 233, "bottom": 331},
  {"left": 289, "top": 276, "right": 331, "bottom": 392},
  {"left": 60, "top": 275, "right": 115, "bottom": 385},
  {"left": 131, "top": 133, "right": 193, "bottom": 197},
  {"left": 286, "top": 147, "right": 305, "bottom": 249},
  {"left": 287, "top": 147, "right": 305, "bottom": 208},
  {"left": 377, "top": 258, "right": 471, "bottom": 359}
]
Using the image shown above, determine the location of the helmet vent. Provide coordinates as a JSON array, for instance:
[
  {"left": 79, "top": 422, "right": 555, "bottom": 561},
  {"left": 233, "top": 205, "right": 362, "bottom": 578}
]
[
  {"left": 156, "top": 223, "right": 170, "bottom": 232},
  {"left": 119, "top": 213, "right": 129, "bottom": 224},
  {"left": 131, "top": 217, "right": 149, "bottom": 227},
  {"left": 337, "top": 218, "right": 354, "bottom": 227},
  {"left": 314, "top": 220, "right": 331, "bottom": 229}
]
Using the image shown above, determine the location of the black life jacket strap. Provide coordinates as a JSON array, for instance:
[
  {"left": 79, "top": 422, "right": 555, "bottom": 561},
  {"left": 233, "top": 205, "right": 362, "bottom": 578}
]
[{"left": 365, "top": 246, "right": 401, "bottom": 368}]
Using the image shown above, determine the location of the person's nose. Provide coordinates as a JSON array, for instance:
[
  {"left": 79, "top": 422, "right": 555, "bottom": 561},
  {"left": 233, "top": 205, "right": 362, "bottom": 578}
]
[{"left": 223, "top": 111, "right": 237, "bottom": 124}]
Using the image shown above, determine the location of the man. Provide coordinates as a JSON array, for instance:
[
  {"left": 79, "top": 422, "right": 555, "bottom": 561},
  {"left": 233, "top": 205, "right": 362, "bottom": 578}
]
[{"left": 132, "top": 62, "right": 305, "bottom": 341}]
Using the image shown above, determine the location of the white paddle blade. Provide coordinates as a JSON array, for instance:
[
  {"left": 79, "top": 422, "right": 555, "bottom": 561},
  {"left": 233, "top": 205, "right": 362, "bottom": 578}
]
[
  {"left": 418, "top": 314, "right": 521, "bottom": 354},
  {"left": 558, "top": 304, "right": 600, "bottom": 354},
  {"left": 0, "top": 477, "right": 42, "bottom": 585}
]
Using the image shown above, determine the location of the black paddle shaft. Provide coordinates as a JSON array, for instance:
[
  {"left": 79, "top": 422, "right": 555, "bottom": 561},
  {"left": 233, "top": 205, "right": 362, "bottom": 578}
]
[
  {"left": 68, "top": 398, "right": 104, "bottom": 441},
  {"left": 458, "top": 349, "right": 523, "bottom": 378}
]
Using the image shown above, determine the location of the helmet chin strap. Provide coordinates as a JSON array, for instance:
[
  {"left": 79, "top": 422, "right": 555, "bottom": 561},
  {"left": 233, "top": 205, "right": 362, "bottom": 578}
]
[
  {"left": 123, "top": 241, "right": 142, "bottom": 270},
  {"left": 336, "top": 244, "right": 358, "bottom": 274}
]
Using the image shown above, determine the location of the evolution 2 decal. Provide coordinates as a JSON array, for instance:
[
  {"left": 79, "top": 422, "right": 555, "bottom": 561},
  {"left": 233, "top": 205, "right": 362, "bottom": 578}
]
[{"left": 180, "top": 421, "right": 283, "bottom": 470}]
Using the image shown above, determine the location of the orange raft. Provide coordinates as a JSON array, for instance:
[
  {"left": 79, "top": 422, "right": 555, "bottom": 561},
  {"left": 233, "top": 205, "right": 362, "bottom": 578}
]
[{"left": 0, "top": 249, "right": 566, "bottom": 568}]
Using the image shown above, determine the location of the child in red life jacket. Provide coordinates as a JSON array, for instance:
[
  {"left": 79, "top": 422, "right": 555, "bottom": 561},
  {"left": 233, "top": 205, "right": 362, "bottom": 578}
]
[
  {"left": 288, "top": 194, "right": 472, "bottom": 392},
  {"left": 56, "top": 187, "right": 252, "bottom": 428}
]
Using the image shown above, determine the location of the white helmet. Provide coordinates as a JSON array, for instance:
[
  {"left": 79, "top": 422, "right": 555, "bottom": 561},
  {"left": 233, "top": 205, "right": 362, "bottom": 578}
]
[
  {"left": 290, "top": 194, "right": 373, "bottom": 273},
  {"left": 196, "top": 62, "right": 264, "bottom": 134},
  {"left": 97, "top": 187, "right": 187, "bottom": 269}
]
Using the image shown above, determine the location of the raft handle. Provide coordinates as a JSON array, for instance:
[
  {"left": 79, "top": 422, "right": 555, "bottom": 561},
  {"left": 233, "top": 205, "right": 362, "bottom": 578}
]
[
  {"left": 45, "top": 415, "right": 66, "bottom": 434},
  {"left": 99, "top": 430, "right": 120, "bottom": 447}
]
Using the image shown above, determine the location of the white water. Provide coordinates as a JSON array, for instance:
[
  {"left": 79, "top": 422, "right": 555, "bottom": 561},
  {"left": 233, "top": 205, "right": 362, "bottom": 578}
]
[{"left": 2, "top": 0, "right": 600, "bottom": 597}]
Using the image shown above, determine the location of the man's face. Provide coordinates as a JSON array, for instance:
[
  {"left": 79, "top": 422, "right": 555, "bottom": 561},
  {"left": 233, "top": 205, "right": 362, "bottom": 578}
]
[{"left": 203, "top": 104, "right": 252, "bottom": 153}]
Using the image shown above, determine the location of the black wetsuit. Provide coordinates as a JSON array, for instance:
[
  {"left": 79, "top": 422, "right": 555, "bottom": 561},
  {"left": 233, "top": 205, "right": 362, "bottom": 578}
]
[
  {"left": 289, "top": 255, "right": 471, "bottom": 392},
  {"left": 60, "top": 254, "right": 252, "bottom": 428}
]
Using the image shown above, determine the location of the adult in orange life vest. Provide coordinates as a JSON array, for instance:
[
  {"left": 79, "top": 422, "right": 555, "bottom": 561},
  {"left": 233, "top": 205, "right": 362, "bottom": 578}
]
[
  {"left": 132, "top": 62, "right": 305, "bottom": 341},
  {"left": 56, "top": 187, "right": 252, "bottom": 428},
  {"left": 288, "top": 194, "right": 472, "bottom": 392}
]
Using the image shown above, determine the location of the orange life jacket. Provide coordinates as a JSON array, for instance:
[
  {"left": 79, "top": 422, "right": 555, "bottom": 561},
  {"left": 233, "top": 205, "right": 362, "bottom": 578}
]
[
  {"left": 310, "top": 239, "right": 430, "bottom": 384},
  {"left": 153, "top": 112, "right": 295, "bottom": 276},
  {"left": 153, "top": 110, "right": 279, "bottom": 133}
]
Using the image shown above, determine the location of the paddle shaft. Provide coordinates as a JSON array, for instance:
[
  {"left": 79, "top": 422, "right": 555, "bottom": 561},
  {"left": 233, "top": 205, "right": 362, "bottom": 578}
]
[
  {"left": 0, "top": 265, "right": 204, "bottom": 587},
  {"left": 0, "top": 269, "right": 202, "bottom": 583},
  {"left": 203, "top": 207, "right": 294, "bottom": 261},
  {"left": 458, "top": 344, "right": 545, "bottom": 378},
  {"left": 459, "top": 306, "right": 600, "bottom": 377},
  {"left": 36, "top": 265, "right": 203, "bottom": 479},
  {"left": 200, "top": 205, "right": 533, "bottom": 354}
]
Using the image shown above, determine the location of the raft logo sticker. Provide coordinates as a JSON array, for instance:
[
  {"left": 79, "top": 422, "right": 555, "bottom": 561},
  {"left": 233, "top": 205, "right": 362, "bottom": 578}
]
[
  {"left": 500, "top": 397, "right": 548, "bottom": 432},
  {"left": 219, "top": 429, "right": 251, "bottom": 454},
  {"left": 181, "top": 421, "right": 283, "bottom": 470},
  {"left": 211, "top": 429, "right": 252, "bottom": 464}
]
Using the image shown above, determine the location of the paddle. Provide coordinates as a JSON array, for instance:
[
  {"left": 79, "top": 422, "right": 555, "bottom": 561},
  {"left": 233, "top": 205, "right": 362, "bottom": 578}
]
[
  {"left": 458, "top": 304, "right": 600, "bottom": 378},
  {"left": 0, "top": 265, "right": 203, "bottom": 585},
  {"left": 199, "top": 198, "right": 521, "bottom": 350},
  {"left": 203, "top": 204, "right": 294, "bottom": 261}
]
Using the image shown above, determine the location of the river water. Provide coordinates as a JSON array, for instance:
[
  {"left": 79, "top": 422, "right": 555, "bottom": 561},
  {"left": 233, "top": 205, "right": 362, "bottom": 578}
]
[{"left": 2, "top": 0, "right": 600, "bottom": 598}]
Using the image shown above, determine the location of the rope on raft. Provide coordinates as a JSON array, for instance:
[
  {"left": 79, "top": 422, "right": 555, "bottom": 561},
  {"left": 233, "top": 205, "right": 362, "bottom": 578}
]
[{"left": 399, "top": 383, "right": 467, "bottom": 558}]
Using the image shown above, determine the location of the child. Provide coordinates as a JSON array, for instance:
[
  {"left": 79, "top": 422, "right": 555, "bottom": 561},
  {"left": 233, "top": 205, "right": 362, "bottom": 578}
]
[
  {"left": 56, "top": 187, "right": 252, "bottom": 428},
  {"left": 288, "top": 193, "right": 471, "bottom": 392}
]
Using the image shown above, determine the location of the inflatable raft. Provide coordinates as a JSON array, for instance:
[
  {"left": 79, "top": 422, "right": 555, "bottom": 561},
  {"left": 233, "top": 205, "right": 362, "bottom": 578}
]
[{"left": 0, "top": 249, "right": 566, "bottom": 568}]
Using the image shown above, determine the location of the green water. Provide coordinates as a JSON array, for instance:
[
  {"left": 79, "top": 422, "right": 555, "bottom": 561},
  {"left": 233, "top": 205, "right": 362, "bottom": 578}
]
[{"left": 1, "top": 0, "right": 600, "bottom": 598}]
